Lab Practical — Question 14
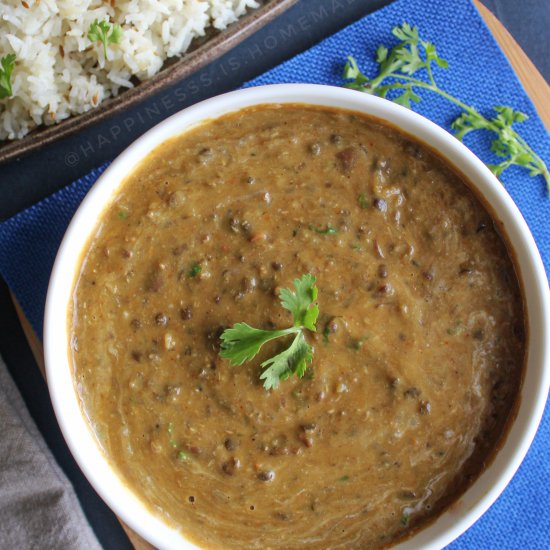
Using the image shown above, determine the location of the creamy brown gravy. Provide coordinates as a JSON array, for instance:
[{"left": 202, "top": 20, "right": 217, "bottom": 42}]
[{"left": 70, "top": 105, "right": 525, "bottom": 549}]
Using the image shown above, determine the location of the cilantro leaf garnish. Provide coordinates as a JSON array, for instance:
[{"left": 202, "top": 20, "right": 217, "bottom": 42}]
[
  {"left": 309, "top": 224, "right": 337, "bottom": 235},
  {"left": 0, "top": 54, "right": 16, "bottom": 100},
  {"left": 189, "top": 263, "right": 202, "bottom": 278},
  {"left": 279, "top": 273, "right": 319, "bottom": 329},
  {"left": 219, "top": 274, "right": 319, "bottom": 390},
  {"left": 88, "top": 19, "right": 123, "bottom": 58},
  {"left": 342, "top": 23, "right": 550, "bottom": 193},
  {"left": 358, "top": 193, "right": 369, "bottom": 209},
  {"left": 260, "top": 331, "right": 313, "bottom": 390},
  {"left": 219, "top": 323, "right": 297, "bottom": 365}
]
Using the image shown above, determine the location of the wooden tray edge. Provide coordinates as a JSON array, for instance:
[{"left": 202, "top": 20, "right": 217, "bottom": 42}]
[{"left": 473, "top": 0, "right": 550, "bottom": 131}]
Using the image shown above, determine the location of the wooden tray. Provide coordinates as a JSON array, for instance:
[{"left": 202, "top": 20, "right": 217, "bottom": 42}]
[
  {"left": 10, "top": 1, "right": 550, "bottom": 548},
  {"left": 0, "top": 0, "right": 298, "bottom": 165}
]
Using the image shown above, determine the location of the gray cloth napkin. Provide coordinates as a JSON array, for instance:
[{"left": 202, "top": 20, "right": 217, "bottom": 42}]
[{"left": 0, "top": 354, "right": 102, "bottom": 550}]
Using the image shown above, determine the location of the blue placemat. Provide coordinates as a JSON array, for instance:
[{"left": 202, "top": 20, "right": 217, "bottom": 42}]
[{"left": 0, "top": 0, "right": 548, "bottom": 547}]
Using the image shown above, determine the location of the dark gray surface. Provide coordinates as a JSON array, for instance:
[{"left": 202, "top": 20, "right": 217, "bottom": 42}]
[
  {"left": 0, "top": 0, "right": 548, "bottom": 548},
  {"left": 483, "top": 0, "right": 550, "bottom": 82}
]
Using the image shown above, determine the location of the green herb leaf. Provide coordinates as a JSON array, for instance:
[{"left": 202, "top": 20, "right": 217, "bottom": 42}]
[
  {"left": 347, "top": 336, "right": 368, "bottom": 350},
  {"left": 342, "top": 56, "right": 370, "bottom": 91},
  {"left": 393, "top": 86, "right": 421, "bottom": 109},
  {"left": 189, "top": 263, "right": 202, "bottom": 277},
  {"left": 423, "top": 41, "right": 448, "bottom": 68},
  {"left": 376, "top": 45, "right": 388, "bottom": 63},
  {"left": 88, "top": 19, "right": 123, "bottom": 58},
  {"left": 279, "top": 274, "right": 319, "bottom": 329},
  {"left": 167, "top": 422, "right": 178, "bottom": 448},
  {"left": 219, "top": 323, "right": 297, "bottom": 366},
  {"left": 0, "top": 54, "right": 16, "bottom": 100},
  {"left": 219, "top": 274, "right": 319, "bottom": 390},
  {"left": 358, "top": 193, "right": 369, "bottom": 209},
  {"left": 392, "top": 22, "right": 418, "bottom": 43},
  {"left": 310, "top": 224, "right": 337, "bottom": 235},
  {"left": 177, "top": 450, "right": 190, "bottom": 462},
  {"left": 342, "top": 23, "right": 550, "bottom": 193},
  {"left": 260, "top": 331, "right": 313, "bottom": 390},
  {"left": 110, "top": 23, "right": 124, "bottom": 45}
]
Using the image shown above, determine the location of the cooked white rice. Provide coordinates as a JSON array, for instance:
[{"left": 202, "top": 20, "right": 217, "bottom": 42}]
[{"left": 0, "top": 0, "right": 259, "bottom": 140}]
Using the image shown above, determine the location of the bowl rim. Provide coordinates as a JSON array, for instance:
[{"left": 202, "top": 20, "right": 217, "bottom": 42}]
[{"left": 44, "top": 83, "right": 550, "bottom": 550}]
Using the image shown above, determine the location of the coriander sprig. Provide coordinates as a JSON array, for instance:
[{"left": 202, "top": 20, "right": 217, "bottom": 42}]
[
  {"left": 342, "top": 23, "right": 550, "bottom": 193},
  {"left": 88, "top": 19, "right": 123, "bottom": 59},
  {"left": 0, "top": 54, "right": 16, "bottom": 100},
  {"left": 219, "top": 274, "right": 319, "bottom": 390}
]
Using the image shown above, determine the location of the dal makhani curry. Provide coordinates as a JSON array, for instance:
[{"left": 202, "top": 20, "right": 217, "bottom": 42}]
[{"left": 70, "top": 105, "right": 525, "bottom": 548}]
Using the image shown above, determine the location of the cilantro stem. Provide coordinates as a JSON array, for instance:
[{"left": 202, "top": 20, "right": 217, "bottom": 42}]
[
  {"left": 88, "top": 19, "right": 123, "bottom": 61},
  {"left": 343, "top": 24, "right": 550, "bottom": 193},
  {"left": 405, "top": 80, "right": 550, "bottom": 190},
  {"left": 380, "top": 75, "right": 472, "bottom": 110}
]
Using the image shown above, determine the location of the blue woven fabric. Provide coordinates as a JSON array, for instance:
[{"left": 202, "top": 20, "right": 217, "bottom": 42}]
[
  {"left": 0, "top": 164, "right": 109, "bottom": 340},
  {"left": 0, "top": 0, "right": 548, "bottom": 547}
]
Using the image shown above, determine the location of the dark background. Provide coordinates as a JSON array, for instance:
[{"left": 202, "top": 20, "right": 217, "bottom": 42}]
[{"left": 0, "top": 0, "right": 548, "bottom": 547}]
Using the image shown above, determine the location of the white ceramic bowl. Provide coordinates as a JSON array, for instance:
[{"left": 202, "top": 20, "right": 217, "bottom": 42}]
[{"left": 44, "top": 84, "right": 550, "bottom": 550}]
